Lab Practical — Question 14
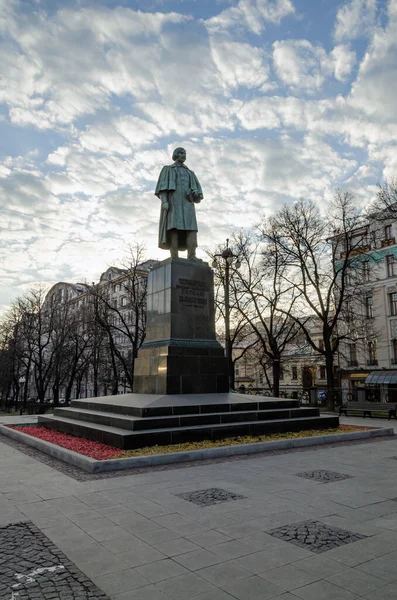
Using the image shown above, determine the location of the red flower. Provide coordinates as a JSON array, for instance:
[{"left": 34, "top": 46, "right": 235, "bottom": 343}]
[{"left": 9, "top": 426, "right": 120, "bottom": 459}]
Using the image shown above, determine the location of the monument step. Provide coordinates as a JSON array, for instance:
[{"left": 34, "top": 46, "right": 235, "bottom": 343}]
[
  {"left": 52, "top": 406, "right": 320, "bottom": 431},
  {"left": 70, "top": 396, "right": 301, "bottom": 418},
  {"left": 38, "top": 414, "right": 339, "bottom": 450}
]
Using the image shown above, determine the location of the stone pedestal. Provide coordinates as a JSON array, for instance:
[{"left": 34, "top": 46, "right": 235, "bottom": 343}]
[{"left": 133, "top": 258, "right": 228, "bottom": 394}]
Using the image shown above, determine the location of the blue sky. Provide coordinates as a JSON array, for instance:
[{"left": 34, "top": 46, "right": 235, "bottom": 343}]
[{"left": 0, "top": 0, "right": 396, "bottom": 313}]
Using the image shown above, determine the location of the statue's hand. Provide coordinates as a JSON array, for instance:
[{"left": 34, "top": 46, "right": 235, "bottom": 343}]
[{"left": 162, "top": 202, "right": 169, "bottom": 211}]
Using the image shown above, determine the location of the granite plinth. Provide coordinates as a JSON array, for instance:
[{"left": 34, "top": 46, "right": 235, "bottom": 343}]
[
  {"left": 133, "top": 258, "right": 228, "bottom": 394},
  {"left": 38, "top": 393, "right": 340, "bottom": 450}
]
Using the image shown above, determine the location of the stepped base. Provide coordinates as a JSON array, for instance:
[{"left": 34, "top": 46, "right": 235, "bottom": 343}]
[{"left": 39, "top": 393, "right": 339, "bottom": 450}]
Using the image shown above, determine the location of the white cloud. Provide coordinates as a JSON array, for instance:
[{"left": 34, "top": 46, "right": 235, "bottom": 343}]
[
  {"left": 0, "top": 3, "right": 191, "bottom": 128},
  {"left": 205, "top": 0, "right": 295, "bottom": 35},
  {"left": 209, "top": 40, "right": 271, "bottom": 90},
  {"left": 272, "top": 39, "right": 357, "bottom": 92},
  {"left": 330, "top": 44, "right": 357, "bottom": 81},
  {"left": 273, "top": 40, "right": 331, "bottom": 92},
  {"left": 348, "top": 3, "right": 397, "bottom": 122},
  {"left": 334, "top": 0, "right": 378, "bottom": 42}
]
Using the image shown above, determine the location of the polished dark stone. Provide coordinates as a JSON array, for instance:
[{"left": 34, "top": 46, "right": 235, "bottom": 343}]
[{"left": 133, "top": 258, "right": 229, "bottom": 395}]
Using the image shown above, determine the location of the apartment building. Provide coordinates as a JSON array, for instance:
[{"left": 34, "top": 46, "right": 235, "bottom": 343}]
[{"left": 336, "top": 217, "right": 397, "bottom": 401}]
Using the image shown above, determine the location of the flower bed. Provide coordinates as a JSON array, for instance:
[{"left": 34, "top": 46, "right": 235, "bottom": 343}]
[
  {"left": 8, "top": 424, "right": 370, "bottom": 460},
  {"left": 8, "top": 426, "right": 118, "bottom": 460}
]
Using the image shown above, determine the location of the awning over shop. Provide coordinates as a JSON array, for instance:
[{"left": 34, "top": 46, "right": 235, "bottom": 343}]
[{"left": 365, "top": 370, "right": 397, "bottom": 385}]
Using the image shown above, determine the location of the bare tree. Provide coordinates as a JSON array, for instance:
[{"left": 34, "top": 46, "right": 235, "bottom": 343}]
[
  {"left": 205, "top": 241, "right": 258, "bottom": 390},
  {"left": 260, "top": 192, "right": 369, "bottom": 409},
  {"left": 89, "top": 244, "right": 149, "bottom": 393},
  {"left": 368, "top": 178, "right": 397, "bottom": 220},
  {"left": 230, "top": 231, "right": 301, "bottom": 397}
]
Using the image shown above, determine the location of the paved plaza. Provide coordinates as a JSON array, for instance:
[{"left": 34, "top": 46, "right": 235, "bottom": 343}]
[{"left": 1, "top": 418, "right": 397, "bottom": 599}]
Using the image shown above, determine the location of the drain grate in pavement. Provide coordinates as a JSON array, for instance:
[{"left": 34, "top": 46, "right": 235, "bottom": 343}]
[
  {"left": 295, "top": 470, "right": 353, "bottom": 483},
  {"left": 176, "top": 487, "right": 245, "bottom": 506},
  {"left": 267, "top": 520, "right": 367, "bottom": 553},
  {"left": 0, "top": 521, "right": 109, "bottom": 599}
]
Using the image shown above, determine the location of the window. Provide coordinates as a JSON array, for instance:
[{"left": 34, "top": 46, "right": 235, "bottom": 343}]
[
  {"left": 367, "top": 341, "right": 377, "bottom": 365},
  {"left": 121, "top": 296, "right": 127, "bottom": 307},
  {"left": 292, "top": 366, "right": 298, "bottom": 380},
  {"left": 386, "top": 255, "right": 396, "bottom": 277},
  {"left": 392, "top": 339, "right": 397, "bottom": 364},
  {"left": 319, "top": 366, "right": 326, "bottom": 379},
  {"left": 390, "top": 292, "right": 397, "bottom": 316},
  {"left": 385, "top": 225, "right": 392, "bottom": 240},
  {"left": 362, "top": 261, "right": 370, "bottom": 282},
  {"left": 365, "top": 295, "right": 373, "bottom": 318},
  {"left": 349, "top": 344, "right": 357, "bottom": 366}
]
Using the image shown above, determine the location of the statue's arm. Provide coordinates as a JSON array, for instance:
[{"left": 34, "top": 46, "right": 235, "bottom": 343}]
[{"left": 159, "top": 191, "right": 169, "bottom": 211}]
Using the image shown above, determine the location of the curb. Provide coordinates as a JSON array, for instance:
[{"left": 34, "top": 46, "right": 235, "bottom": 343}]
[{"left": 0, "top": 424, "right": 395, "bottom": 473}]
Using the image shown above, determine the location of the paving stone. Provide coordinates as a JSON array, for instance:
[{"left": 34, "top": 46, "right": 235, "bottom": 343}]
[
  {"left": 136, "top": 558, "right": 188, "bottom": 582},
  {"left": 295, "top": 470, "right": 354, "bottom": 483},
  {"left": 93, "top": 568, "right": 149, "bottom": 595},
  {"left": 325, "top": 567, "right": 385, "bottom": 595},
  {"left": 174, "top": 548, "right": 224, "bottom": 571},
  {"left": 267, "top": 520, "right": 367, "bottom": 553},
  {"left": 362, "top": 580, "right": 397, "bottom": 600},
  {"left": 155, "top": 537, "right": 202, "bottom": 557},
  {"left": 355, "top": 550, "right": 397, "bottom": 582},
  {"left": 211, "top": 539, "right": 258, "bottom": 560},
  {"left": 113, "top": 583, "right": 171, "bottom": 600},
  {"left": 292, "top": 579, "right": 362, "bottom": 600},
  {"left": 187, "top": 530, "right": 232, "bottom": 548},
  {"left": 196, "top": 560, "right": 251, "bottom": 586},
  {"left": 176, "top": 487, "right": 245, "bottom": 507},
  {"left": 259, "top": 564, "right": 320, "bottom": 590},
  {"left": 0, "top": 521, "right": 109, "bottom": 599},
  {"left": 155, "top": 572, "right": 216, "bottom": 599},
  {"left": 222, "top": 574, "right": 285, "bottom": 600},
  {"left": 117, "top": 543, "right": 167, "bottom": 568}
]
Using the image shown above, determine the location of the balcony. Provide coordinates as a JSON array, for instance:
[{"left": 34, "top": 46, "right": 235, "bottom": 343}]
[
  {"left": 367, "top": 360, "right": 379, "bottom": 366},
  {"left": 347, "top": 360, "right": 358, "bottom": 367},
  {"left": 381, "top": 237, "right": 395, "bottom": 247},
  {"left": 340, "top": 244, "right": 371, "bottom": 259}
]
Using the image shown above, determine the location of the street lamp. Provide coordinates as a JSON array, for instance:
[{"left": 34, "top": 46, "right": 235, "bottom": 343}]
[
  {"left": 18, "top": 376, "right": 26, "bottom": 415},
  {"left": 212, "top": 239, "right": 241, "bottom": 391}
]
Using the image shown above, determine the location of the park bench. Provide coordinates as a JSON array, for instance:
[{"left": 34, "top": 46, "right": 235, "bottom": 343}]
[{"left": 339, "top": 401, "right": 397, "bottom": 420}]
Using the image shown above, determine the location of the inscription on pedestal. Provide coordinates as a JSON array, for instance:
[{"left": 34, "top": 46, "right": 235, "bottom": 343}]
[{"left": 177, "top": 278, "right": 209, "bottom": 312}]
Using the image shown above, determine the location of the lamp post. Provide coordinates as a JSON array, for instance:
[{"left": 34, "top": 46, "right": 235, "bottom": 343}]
[
  {"left": 212, "top": 239, "right": 241, "bottom": 391},
  {"left": 18, "top": 376, "right": 26, "bottom": 415}
]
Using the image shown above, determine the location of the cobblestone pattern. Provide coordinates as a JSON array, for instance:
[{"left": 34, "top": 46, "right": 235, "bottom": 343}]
[
  {"left": 267, "top": 520, "right": 367, "bottom": 553},
  {"left": 0, "top": 430, "right": 392, "bottom": 481},
  {"left": 295, "top": 469, "right": 353, "bottom": 483},
  {"left": 0, "top": 522, "right": 110, "bottom": 600},
  {"left": 176, "top": 487, "right": 245, "bottom": 506}
]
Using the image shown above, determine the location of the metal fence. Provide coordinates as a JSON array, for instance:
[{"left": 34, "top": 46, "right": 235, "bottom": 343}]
[{"left": 235, "top": 385, "right": 394, "bottom": 406}]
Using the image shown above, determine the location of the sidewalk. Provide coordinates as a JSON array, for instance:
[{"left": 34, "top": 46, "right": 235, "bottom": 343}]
[{"left": 1, "top": 422, "right": 397, "bottom": 599}]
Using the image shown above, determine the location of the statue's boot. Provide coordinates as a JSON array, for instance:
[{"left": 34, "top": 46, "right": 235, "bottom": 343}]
[{"left": 187, "top": 231, "right": 199, "bottom": 262}]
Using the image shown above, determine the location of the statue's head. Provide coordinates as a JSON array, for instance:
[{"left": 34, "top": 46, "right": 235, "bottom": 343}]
[{"left": 172, "top": 147, "right": 186, "bottom": 162}]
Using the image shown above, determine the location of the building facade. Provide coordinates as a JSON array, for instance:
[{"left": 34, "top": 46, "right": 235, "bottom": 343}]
[{"left": 336, "top": 217, "right": 397, "bottom": 402}]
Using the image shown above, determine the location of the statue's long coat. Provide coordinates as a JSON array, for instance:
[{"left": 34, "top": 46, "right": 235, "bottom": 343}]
[{"left": 155, "top": 163, "right": 203, "bottom": 251}]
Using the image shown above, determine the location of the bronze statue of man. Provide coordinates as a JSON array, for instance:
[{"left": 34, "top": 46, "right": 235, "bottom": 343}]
[{"left": 155, "top": 147, "right": 203, "bottom": 261}]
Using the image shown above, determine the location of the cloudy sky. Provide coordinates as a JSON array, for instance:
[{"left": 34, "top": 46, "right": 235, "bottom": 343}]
[{"left": 1, "top": 0, "right": 396, "bottom": 313}]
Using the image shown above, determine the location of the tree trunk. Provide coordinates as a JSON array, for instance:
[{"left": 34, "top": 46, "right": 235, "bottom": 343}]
[
  {"left": 272, "top": 359, "right": 280, "bottom": 398},
  {"left": 325, "top": 352, "right": 335, "bottom": 411}
]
